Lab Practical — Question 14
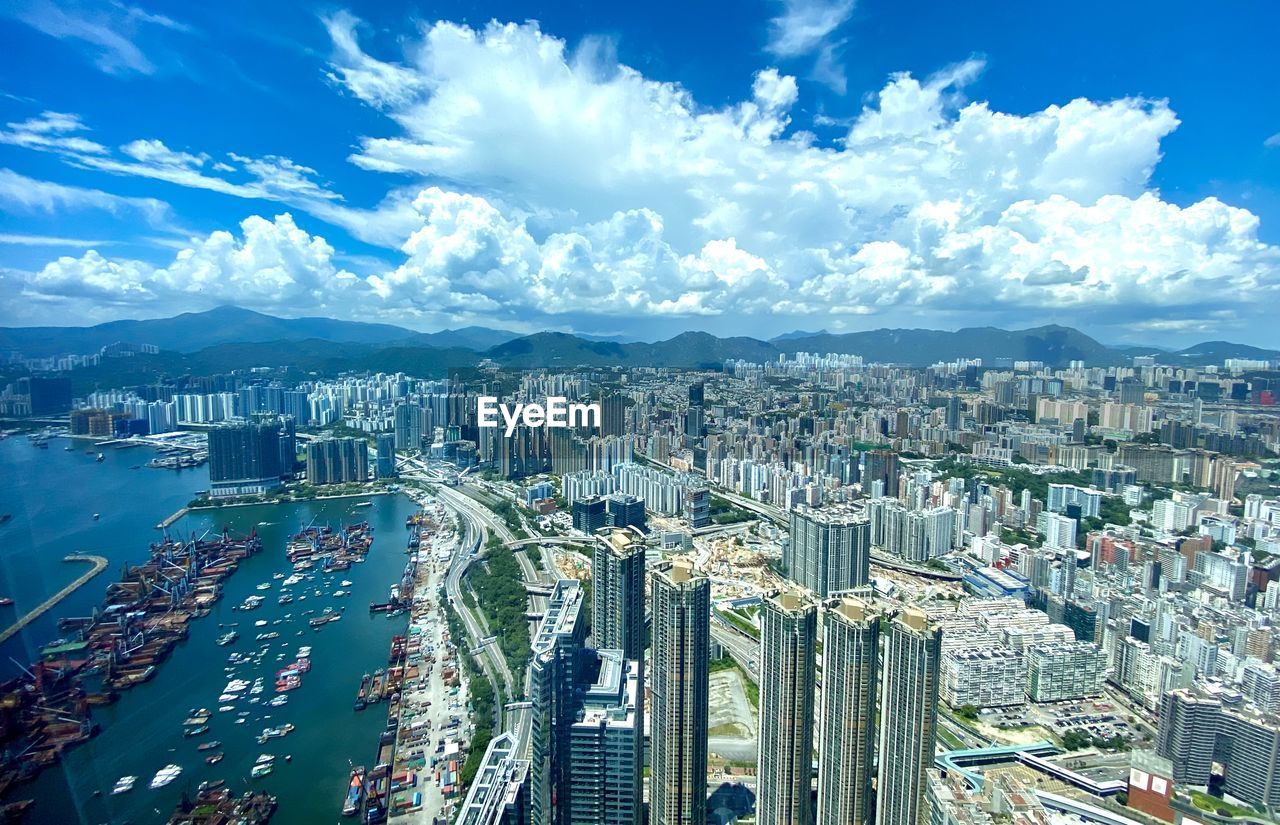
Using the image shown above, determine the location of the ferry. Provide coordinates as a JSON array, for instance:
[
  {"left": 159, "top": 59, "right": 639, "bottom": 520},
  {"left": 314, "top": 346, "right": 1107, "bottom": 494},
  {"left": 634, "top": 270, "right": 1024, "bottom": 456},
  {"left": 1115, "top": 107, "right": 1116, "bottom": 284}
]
[
  {"left": 149, "top": 764, "right": 182, "bottom": 789},
  {"left": 111, "top": 776, "right": 136, "bottom": 795},
  {"left": 342, "top": 767, "right": 366, "bottom": 817}
]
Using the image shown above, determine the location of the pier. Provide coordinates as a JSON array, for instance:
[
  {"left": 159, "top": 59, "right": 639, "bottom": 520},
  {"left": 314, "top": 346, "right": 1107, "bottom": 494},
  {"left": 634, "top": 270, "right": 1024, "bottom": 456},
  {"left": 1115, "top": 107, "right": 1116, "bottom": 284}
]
[
  {"left": 0, "top": 554, "right": 109, "bottom": 645},
  {"left": 157, "top": 507, "right": 188, "bottom": 530}
]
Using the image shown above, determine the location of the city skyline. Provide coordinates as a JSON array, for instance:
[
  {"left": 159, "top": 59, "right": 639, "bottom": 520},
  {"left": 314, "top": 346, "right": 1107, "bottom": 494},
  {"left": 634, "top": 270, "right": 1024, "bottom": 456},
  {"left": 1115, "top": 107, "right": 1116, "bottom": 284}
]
[{"left": 1, "top": 2, "right": 1279, "bottom": 346}]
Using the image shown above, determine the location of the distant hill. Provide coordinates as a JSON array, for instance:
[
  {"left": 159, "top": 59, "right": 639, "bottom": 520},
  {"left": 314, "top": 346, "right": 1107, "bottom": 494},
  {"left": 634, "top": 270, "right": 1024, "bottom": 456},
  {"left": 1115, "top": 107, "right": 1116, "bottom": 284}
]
[
  {"left": 403, "top": 326, "right": 520, "bottom": 351},
  {"left": 0, "top": 306, "right": 421, "bottom": 355},
  {"left": 1165, "top": 341, "right": 1280, "bottom": 364},
  {"left": 4, "top": 308, "right": 1273, "bottom": 376},
  {"left": 483, "top": 330, "right": 779, "bottom": 369},
  {"left": 773, "top": 325, "right": 1125, "bottom": 366},
  {"left": 771, "top": 329, "right": 828, "bottom": 342}
]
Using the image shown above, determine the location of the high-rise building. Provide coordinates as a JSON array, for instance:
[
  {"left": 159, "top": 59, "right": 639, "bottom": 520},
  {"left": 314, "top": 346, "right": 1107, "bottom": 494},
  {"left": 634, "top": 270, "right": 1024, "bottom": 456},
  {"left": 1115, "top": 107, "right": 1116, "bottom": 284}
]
[
  {"left": 591, "top": 530, "right": 646, "bottom": 666},
  {"left": 207, "top": 419, "right": 285, "bottom": 497},
  {"left": 601, "top": 393, "right": 626, "bottom": 438},
  {"left": 786, "top": 504, "right": 871, "bottom": 597},
  {"left": 306, "top": 437, "right": 369, "bottom": 485},
  {"left": 529, "top": 580, "right": 642, "bottom": 825},
  {"left": 945, "top": 395, "right": 963, "bottom": 430},
  {"left": 685, "top": 486, "right": 711, "bottom": 528},
  {"left": 375, "top": 432, "right": 397, "bottom": 479},
  {"left": 688, "top": 381, "right": 705, "bottom": 408},
  {"left": 758, "top": 592, "right": 817, "bottom": 825},
  {"left": 650, "top": 559, "right": 710, "bottom": 825},
  {"left": 817, "top": 597, "right": 880, "bottom": 825},
  {"left": 393, "top": 402, "right": 423, "bottom": 451},
  {"left": 877, "top": 606, "right": 942, "bottom": 825},
  {"left": 457, "top": 732, "right": 530, "bottom": 825},
  {"left": 605, "top": 494, "right": 647, "bottom": 532},
  {"left": 572, "top": 495, "right": 608, "bottom": 534}
]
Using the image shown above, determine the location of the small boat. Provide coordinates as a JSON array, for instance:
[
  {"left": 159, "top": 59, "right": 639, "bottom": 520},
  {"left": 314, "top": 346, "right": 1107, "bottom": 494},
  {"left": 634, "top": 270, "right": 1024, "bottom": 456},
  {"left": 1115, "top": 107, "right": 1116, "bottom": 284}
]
[
  {"left": 149, "top": 764, "right": 182, "bottom": 789},
  {"left": 256, "top": 583, "right": 272, "bottom": 591},
  {"left": 198, "top": 779, "right": 226, "bottom": 792},
  {"left": 255, "top": 753, "right": 275, "bottom": 766},
  {"left": 205, "top": 752, "right": 224, "bottom": 765},
  {"left": 340, "top": 580, "right": 354, "bottom": 587},
  {"left": 92, "top": 513, "right": 100, "bottom": 521},
  {"left": 196, "top": 740, "right": 221, "bottom": 751},
  {"left": 95, "top": 453, "right": 104, "bottom": 462},
  {"left": 355, "top": 501, "right": 373, "bottom": 508},
  {"left": 0, "top": 598, "right": 12, "bottom": 607},
  {"left": 111, "top": 776, "right": 136, "bottom": 795},
  {"left": 254, "top": 620, "right": 268, "bottom": 627},
  {"left": 333, "top": 590, "right": 347, "bottom": 598},
  {"left": 184, "top": 725, "right": 209, "bottom": 737}
]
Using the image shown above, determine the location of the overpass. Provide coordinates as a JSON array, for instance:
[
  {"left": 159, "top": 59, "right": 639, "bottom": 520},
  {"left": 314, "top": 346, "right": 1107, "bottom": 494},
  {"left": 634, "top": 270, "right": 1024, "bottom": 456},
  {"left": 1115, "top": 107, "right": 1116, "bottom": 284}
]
[
  {"left": 936, "top": 741, "right": 1127, "bottom": 797},
  {"left": 504, "top": 536, "right": 594, "bottom": 550}
]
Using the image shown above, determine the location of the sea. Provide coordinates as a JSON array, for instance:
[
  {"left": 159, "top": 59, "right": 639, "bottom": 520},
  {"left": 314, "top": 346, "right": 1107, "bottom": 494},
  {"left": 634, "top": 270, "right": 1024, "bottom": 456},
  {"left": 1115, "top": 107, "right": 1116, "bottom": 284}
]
[{"left": 0, "top": 435, "right": 419, "bottom": 824}]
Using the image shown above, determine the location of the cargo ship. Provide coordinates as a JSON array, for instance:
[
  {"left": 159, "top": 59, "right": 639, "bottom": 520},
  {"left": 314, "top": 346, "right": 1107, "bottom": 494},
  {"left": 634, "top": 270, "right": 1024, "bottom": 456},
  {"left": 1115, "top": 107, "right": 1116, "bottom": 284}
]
[{"left": 342, "top": 767, "right": 366, "bottom": 817}]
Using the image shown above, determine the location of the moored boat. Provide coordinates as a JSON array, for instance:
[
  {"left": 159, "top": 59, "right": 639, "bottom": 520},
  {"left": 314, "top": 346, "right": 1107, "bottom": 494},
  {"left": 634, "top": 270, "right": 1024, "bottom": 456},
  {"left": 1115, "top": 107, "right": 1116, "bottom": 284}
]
[
  {"left": 149, "top": 764, "right": 182, "bottom": 789},
  {"left": 342, "top": 767, "right": 365, "bottom": 817}
]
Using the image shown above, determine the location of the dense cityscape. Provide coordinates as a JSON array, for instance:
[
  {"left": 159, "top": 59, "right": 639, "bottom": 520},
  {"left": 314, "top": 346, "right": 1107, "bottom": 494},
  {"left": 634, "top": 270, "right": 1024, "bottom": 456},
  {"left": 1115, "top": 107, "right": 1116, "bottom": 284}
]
[
  {"left": 2, "top": 339, "right": 1279, "bottom": 825},
  {"left": 3, "top": 1, "right": 1280, "bottom": 824}
]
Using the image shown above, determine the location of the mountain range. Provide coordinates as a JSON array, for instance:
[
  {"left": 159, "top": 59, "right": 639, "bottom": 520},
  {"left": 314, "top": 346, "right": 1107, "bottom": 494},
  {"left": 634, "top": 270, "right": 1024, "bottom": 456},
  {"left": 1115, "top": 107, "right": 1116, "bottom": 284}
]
[{"left": 2, "top": 308, "right": 1276, "bottom": 382}]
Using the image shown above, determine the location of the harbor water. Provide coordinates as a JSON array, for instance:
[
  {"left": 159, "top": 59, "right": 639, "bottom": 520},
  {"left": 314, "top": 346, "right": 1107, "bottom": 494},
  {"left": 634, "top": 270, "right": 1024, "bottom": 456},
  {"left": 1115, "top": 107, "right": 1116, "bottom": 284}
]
[{"left": 0, "top": 436, "right": 418, "bottom": 823}]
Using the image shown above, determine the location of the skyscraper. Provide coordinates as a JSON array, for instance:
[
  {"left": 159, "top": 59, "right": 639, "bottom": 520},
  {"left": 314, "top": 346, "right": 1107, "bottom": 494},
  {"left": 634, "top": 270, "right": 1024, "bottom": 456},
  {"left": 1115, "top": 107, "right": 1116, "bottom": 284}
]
[
  {"left": 601, "top": 393, "right": 626, "bottom": 437},
  {"left": 530, "top": 580, "right": 642, "bottom": 825},
  {"left": 786, "top": 504, "right": 871, "bottom": 597},
  {"left": 207, "top": 419, "right": 285, "bottom": 497},
  {"left": 591, "top": 529, "right": 646, "bottom": 664},
  {"left": 393, "top": 402, "right": 422, "bottom": 451},
  {"left": 876, "top": 606, "right": 942, "bottom": 825},
  {"left": 375, "top": 432, "right": 397, "bottom": 479},
  {"left": 650, "top": 559, "right": 711, "bottom": 825},
  {"left": 588, "top": 532, "right": 646, "bottom": 823},
  {"left": 758, "top": 592, "right": 818, "bottom": 825},
  {"left": 817, "top": 596, "right": 880, "bottom": 825}
]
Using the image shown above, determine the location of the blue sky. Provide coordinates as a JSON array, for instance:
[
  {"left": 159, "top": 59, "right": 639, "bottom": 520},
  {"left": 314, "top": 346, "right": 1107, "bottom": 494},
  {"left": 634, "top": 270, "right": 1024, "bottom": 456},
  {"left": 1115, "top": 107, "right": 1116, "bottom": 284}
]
[{"left": 1, "top": 0, "right": 1278, "bottom": 347}]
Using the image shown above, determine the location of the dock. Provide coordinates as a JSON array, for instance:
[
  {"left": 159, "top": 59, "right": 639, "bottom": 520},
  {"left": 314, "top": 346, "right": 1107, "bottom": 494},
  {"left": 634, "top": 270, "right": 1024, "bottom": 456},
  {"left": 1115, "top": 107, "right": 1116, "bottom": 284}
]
[{"left": 0, "top": 554, "right": 109, "bottom": 645}]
